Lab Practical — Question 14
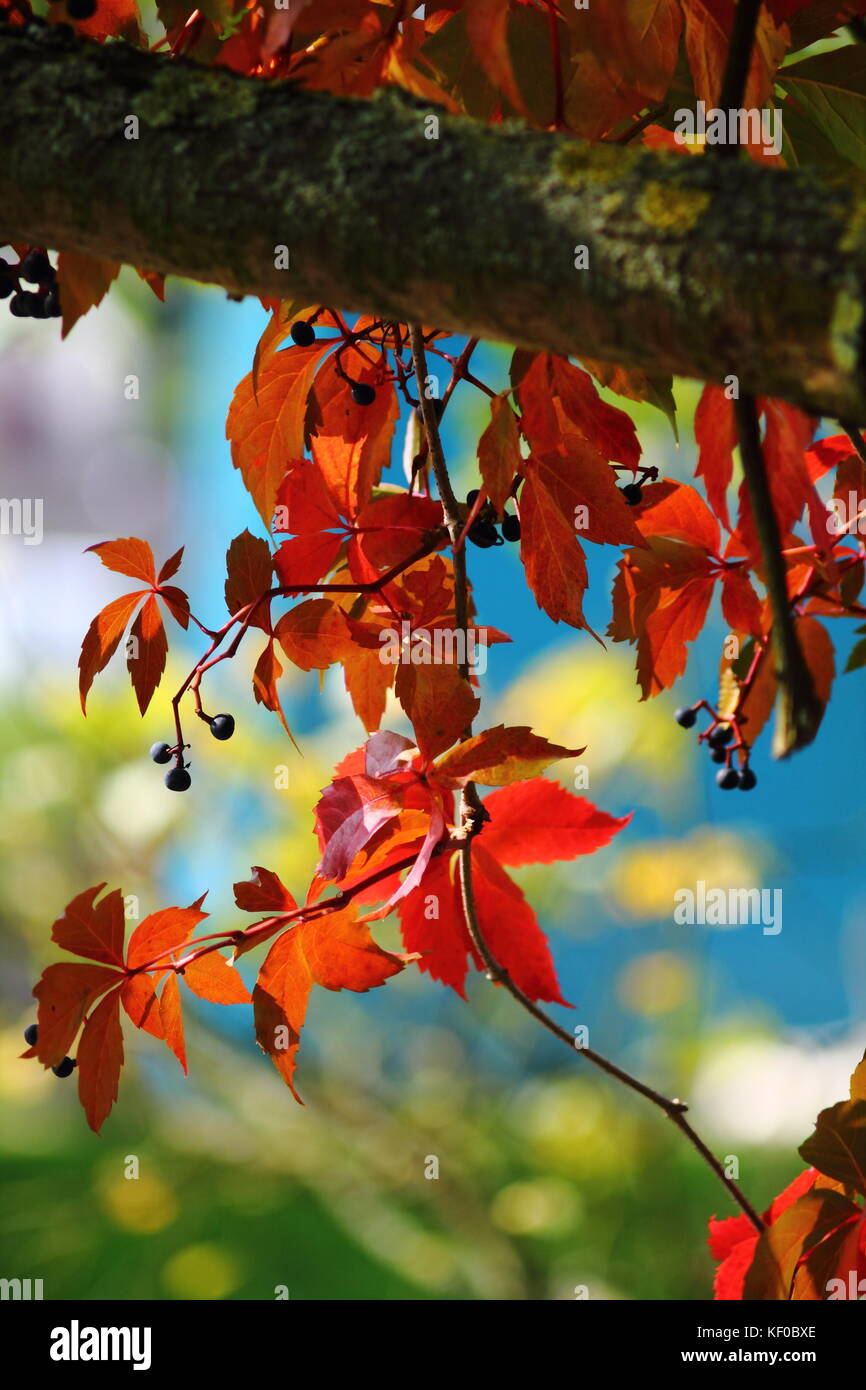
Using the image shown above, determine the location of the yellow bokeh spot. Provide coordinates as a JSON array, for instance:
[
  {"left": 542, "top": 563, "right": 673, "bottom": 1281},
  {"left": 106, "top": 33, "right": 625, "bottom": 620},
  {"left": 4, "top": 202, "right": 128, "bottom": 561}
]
[
  {"left": 617, "top": 951, "right": 694, "bottom": 1017},
  {"left": 162, "top": 1243, "right": 242, "bottom": 1300},
  {"left": 97, "top": 1165, "right": 178, "bottom": 1234},
  {"left": 496, "top": 644, "right": 686, "bottom": 784},
  {"left": 611, "top": 828, "right": 763, "bottom": 922},
  {"left": 490, "top": 1178, "right": 581, "bottom": 1236}
]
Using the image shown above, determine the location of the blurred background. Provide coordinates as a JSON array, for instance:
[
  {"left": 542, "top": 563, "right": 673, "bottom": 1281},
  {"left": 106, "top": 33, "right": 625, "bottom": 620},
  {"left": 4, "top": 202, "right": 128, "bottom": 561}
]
[{"left": 1, "top": 272, "right": 864, "bottom": 1301}]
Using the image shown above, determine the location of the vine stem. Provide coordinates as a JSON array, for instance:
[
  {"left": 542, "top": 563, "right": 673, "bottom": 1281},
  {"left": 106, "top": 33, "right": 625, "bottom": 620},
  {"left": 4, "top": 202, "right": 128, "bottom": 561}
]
[
  {"left": 711, "top": 2, "right": 823, "bottom": 757},
  {"left": 408, "top": 325, "right": 765, "bottom": 1233},
  {"left": 455, "top": 812, "right": 764, "bottom": 1232}
]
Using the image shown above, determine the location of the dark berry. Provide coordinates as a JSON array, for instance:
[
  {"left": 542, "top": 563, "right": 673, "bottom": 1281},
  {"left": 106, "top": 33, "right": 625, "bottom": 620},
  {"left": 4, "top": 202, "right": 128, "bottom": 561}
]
[
  {"left": 52, "top": 1056, "right": 76, "bottom": 1078},
  {"left": 350, "top": 381, "right": 376, "bottom": 407},
  {"left": 468, "top": 521, "right": 501, "bottom": 549},
  {"left": 708, "top": 724, "right": 734, "bottom": 749},
  {"left": 466, "top": 489, "right": 480, "bottom": 507},
  {"left": 716, "top": 767, "right": 740, "bottom": 790},
  {"left": 738, "top": 767, "right": 757, "bottom": 791},
  {"left": 621, "top": 482, "right": 643, "bottom": 507},
  {"left": 67, "top": 0, "right": 98, "bottom": 18},
  {"left": 150, "top": 741, "right": 173, "bottom": 764},
  {"left": 209, "top": 713, "right": 235, "bottom": 741},
  {"left": 20, "top": 250, "right": 52, "bottom": 284},
  {"left": 24, "top": 1023, "right": 38, "bottom": 1047},
  {"left": 0, "top": 273, "right": 14, "bottom": 300},
  {"left": 501, "top": 512, "right": 521, "bottom": 542},
  {"left": 711, "top": 747, "right": 727, "bottom": 764},
  {"left": 9, "top": 291, "right": 42, "bottom": 318},
  {"left": 165, "top": 766, "right": 191, "bottom": 792},
  {"left": 45, "top": 287, "right": 61, "bottom": 318},
  {"left": 674, "top": 707, "right": 697, "bottom": 729},
  {"left": 290, "top": 320, "right": 315, "bottom": 346}
]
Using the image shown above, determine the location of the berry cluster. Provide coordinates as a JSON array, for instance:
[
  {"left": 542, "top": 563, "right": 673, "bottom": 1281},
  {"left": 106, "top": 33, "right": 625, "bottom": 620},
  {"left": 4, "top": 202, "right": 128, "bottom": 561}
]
[
  {"left": 150, "top": 712, "right": 235, "bottom": 791},
  {"left": 674, "top": 706, "right": 757, "bottom": 791},
  {"left": 290, "top": 319, "right": 376, "bottom": 405},
  {"left": 0, "top": 248, "right": 61, "bottom": 319},
  {"left": 465, "top": 490, "right": 521, "bottom": 547},
  {"left": 23, "top": 1023, "right": 76, "bottom": 1077}
]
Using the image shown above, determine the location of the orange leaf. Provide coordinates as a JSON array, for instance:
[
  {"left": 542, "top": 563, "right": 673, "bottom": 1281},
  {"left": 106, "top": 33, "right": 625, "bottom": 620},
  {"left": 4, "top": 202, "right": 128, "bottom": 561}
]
[
  {"left": 309, "top": 349, "right": 398, "bottom": 519},
  {"left": 433, "top": 725, "right": 583, "bottom": 788},
  {"left": 77, "top": 988, "right": 124, "bottom": 1134},
  {"left": 394, "top": 661, "right": 480, "bottom": 762},
  {"left": 226, "top": 341, "right": 331, "bottom": 526},
  {"left": 51, "top": 884, "right": 126, "bottom": 967},
  {"left": 159, "top": 972, "right": 187, "bottom": 1073},
  {"left": 519, "top": 471, "right": 590, "bottom": 630},
  {"left": 120, "top": 973, "right": 164, "bottom": 1039},
  {"left": 56, "top": 251, "right": 120, "bottom": 336},
  {"left": 253, "top": 903, "right": 407, "bottom": 1100},
  {"left": 86, "top": 537, "right": 156, "bottom": 585},
  {"left": 181, "top": 953, "right": 252, "bottom": 1005},
  {"left": 252, "top": 637, "right": 296, "bottom": 741},
  {"left": 78, "top": 591, "right": 147, "bottom": 713},
  {"left": 125, "top": 899, "right": 209, "bottom": 970}
]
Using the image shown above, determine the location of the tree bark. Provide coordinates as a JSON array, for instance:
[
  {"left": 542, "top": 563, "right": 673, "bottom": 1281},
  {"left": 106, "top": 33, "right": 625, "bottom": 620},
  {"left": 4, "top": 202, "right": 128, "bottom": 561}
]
[{"left": 2, "top": 23, "right": 865, "bottom": 420}]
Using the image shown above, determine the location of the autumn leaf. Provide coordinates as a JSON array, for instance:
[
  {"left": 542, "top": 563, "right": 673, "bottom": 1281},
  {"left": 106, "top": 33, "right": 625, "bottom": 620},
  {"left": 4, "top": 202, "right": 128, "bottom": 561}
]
[
  {"left": 477, "top": 392, "right": 521, "bottom": 516},
  {"left": 433, "top": 725, "right": 583, "bottom": 788},
  {"left": 234, "top": 866, "right": 298, "bottom": 914},
  {"left": 226, "top": 340, "right": 331, "bottom": 526},
  {"left": 253, "top": 903, "right": 409, "bottom": 1100},
  {"left": 56, "top": 250, "right": 120, "bottom": 336},
  {"left": 225, "top": 529, "right": 274, "bottom": 631},
  {"left": 77, "top": 989, "right": 125, "bottom": 1134},
  {"left": 399, "top": 778, "right": 630, "bottom": 999}
]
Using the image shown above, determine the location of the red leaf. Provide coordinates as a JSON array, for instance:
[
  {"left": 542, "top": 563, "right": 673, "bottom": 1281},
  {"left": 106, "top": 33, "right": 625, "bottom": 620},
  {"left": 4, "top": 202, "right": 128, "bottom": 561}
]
[
  {"left": 721, "top": 568, "right": 764, "bottom": 637},
  {"left": 519, "top": 472, "right": 590, "bottom": 630},
  {"left": 51, "top": 883, "right": 126, "bottom": 967},
  {"left": 78, "top": 591, "right": 146, "bottom": 713},
  {"left": 234, "top": 866, "right": 298, "bottom": 914},
  {"left": 77, "top": 989, "right": 124, "bottom": 1134},
  {"left": 157, "top": 546, "right": 184, "bottom": 584},
  {"left": 472, "top": 845, "right": 568, "bottom": 1005},
  {"left": 398, "top": 854, "right": 475, "bottom": 997},
  {"left": 274, "top": 530, "right": 344, "bottom": 587},
  {"left": 225, "top": 529, "right": 274, "bottom": 632},
  {"left": 478, "top": 391, "right": 521, "bottom": 515},
  {"left": 126, "top": 593, "right": 168, "bottom": 715},
  {"left": 517, "top": 352, "right": 641, "bottom": 468},
  {"left": 464, "top": 0, "right": 527, "bottom": 113},
  {"left": 695, "top": 385, "right": 737, "bottom": 529},
  {"left": 32, "top": 962, "right": 122, "bottom": 1068},
  {"left": 635, "top": 480, "right": 721, "bottom": 554},
  {"left": 252, "top": 637, "right": 296, "bottom": 740},
  {"left": 481, "top": 779, "right": 632, "bottom": 867},
  {"left": 315, "top": 775, "right": 408, "bottom": 882}
]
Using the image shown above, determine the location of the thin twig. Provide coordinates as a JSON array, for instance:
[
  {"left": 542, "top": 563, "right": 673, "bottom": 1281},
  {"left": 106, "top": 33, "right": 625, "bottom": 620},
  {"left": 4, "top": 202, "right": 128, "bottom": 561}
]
[{"left": 455, "top": 796, "right": 765, "bottom": 1232}]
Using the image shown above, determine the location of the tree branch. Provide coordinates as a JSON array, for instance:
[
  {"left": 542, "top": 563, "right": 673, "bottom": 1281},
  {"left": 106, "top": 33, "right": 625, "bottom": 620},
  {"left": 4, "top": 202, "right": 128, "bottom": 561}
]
[{"left": 2, "top": 24, "right": 866, "bottom": 419}]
